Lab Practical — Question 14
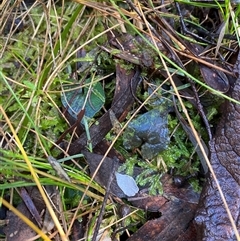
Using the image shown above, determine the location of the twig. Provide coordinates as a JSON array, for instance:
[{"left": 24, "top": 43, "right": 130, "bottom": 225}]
[{"left": 91, "top": 158, "right": 118, "bottom": 241}]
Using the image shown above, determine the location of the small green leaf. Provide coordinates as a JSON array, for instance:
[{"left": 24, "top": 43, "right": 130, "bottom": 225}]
[
  {"left": 61, "top": 78, "right": 105, "bottom": 120},
  {"left": 23, "top": 80, "right": 36, "bottom": 91}
]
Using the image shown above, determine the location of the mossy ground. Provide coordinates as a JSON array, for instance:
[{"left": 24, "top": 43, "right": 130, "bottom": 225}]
[{"left": 0, "top": 0, "right": 239, "bottom": 240}]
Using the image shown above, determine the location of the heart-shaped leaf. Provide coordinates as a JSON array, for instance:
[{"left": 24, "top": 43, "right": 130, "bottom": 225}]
[{"left": 61, "top": 78, "right": 105, "bottom": 120}]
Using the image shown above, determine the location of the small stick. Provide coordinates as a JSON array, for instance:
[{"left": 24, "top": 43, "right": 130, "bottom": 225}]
[{"left": 91, "top": 158, "right": 118, "bottom": 241}]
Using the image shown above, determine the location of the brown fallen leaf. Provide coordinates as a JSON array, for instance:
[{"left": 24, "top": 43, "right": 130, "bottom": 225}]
[
  {"left": 4, "top": 187, "right": 44, "bottom": 241},
  {"left": 82, "top": 151, "right": 138, "bottom": 198},
  {"left": 126, "top": 199, "right": 197, "bottom": 241},
  {"left": 124, "top": 174, "right": 199, "bottom": 240},
  {"left": 4, "top": 186, "right": 60, "bottom": 241},
  {"left": 4, "top": 201, "right": 37, "bottom": 241},
  {"left": 194, "top": 51, "right": 240, "bottom": 240}
]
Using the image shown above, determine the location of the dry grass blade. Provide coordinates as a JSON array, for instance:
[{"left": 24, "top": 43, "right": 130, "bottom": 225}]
[{"left": 0, "top": 105, "right": 68, "bottom": 240}]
